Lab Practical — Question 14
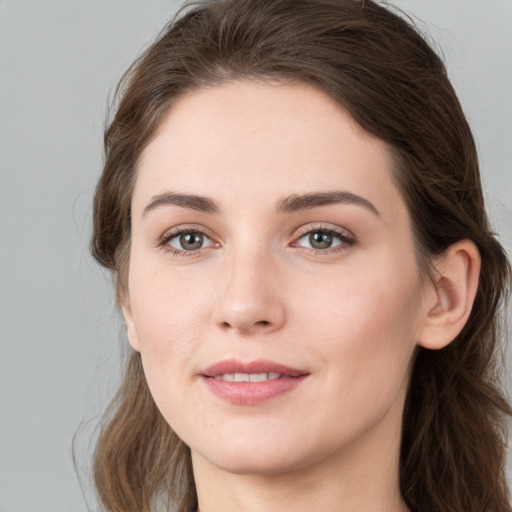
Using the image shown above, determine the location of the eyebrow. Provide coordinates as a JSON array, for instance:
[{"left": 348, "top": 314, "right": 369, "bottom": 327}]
[
  {"left": 143, "top": 192, "right": 220, "bottom": 216},
  {"left": 276, "top": 191, "right": 380, "bottom": 217},
  {"left": 142, "top": 189, "right": 380, "bottom": 217}
]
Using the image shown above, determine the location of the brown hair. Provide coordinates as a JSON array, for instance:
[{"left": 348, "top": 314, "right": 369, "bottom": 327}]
[{"left": 90, "top": 1, "right": 511, "bottom": 511}]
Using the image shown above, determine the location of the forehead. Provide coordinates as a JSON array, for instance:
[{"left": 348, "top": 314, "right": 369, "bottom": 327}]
[{"left": 134, "top": 80, "right": 403, "bottom": 220}]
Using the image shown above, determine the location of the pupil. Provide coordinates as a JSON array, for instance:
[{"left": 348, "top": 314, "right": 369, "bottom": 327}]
[
  {"left": 310, "top": 232, "right": 332, "bottom": 249},
  {"left": 181, "top": 232, "right": 203, "bottom": 250}
]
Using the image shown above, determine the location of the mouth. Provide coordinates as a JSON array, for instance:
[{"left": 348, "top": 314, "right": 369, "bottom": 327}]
[{"left": 199, "top": 359, "right": 309, "bottom": 405}]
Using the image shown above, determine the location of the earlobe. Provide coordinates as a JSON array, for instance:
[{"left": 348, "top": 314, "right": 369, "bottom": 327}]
[
  {"left": 417, "top": 239, "right": 481, "bottom": 350},
  {"left": 120, "top": 291, "right": 141, "bottom": 352}
]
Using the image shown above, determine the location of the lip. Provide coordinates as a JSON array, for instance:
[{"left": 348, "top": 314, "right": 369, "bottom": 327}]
[{"left": 199, "top": 359, "right": 309, "bottom": 405}]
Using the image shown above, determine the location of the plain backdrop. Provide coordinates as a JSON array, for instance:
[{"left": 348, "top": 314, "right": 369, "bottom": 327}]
[{"left": 0, "top": 1, "right": 511, "bottom": 510}]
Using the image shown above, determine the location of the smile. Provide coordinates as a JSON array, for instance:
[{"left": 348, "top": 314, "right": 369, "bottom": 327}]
[{"left": 200, "top": 359, "right": 309, "bottom": 405}]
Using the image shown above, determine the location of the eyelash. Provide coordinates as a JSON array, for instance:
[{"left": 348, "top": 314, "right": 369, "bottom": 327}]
[
  {"left": 292, "top": 225, "right": 356, "bottom": 255},
  {"left": 158, "top": 224, "right": 356, "bottom": 257},
  {"left": 159, "top": 227, "right": 217, "bottom": 257}
]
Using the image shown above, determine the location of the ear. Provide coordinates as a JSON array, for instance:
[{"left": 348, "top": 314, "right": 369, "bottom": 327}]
[
  {"left": 120, "top": 291, "right": 141, "bottom": 352},
  {"left": 417, "top": 239, "right": 481, "bottom": 350}
]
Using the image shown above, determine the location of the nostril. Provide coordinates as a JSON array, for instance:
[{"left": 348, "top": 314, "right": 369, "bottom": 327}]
[{"left": 220, "top": 319, "right": 271, "bottom": 330}]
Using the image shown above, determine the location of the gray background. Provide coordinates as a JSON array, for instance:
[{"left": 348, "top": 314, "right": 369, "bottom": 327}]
[{"left": 1, "top": 1, "right": 510, "bottom": 510}]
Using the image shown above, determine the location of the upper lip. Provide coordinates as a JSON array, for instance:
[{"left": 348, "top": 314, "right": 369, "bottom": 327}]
[{"left": 199, "top": 359, "right": 308, "bottom": 378}]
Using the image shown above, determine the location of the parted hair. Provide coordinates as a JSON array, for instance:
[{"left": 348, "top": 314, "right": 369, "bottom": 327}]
[{"left": 90, "top": 1, "right": 512, "bottom": 511}]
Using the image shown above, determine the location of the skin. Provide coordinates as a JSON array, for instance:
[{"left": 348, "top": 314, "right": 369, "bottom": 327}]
[{"left": 122, "top": 80, "right": 480, "bottom": 512}]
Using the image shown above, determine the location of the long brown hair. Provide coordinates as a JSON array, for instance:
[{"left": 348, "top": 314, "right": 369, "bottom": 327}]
[{"left": 90, "top": 1, "right": 511, "bottom": 510}]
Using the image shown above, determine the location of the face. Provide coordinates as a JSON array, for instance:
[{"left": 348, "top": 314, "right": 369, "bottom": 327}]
[{"left": 123, "top": 80, "right": 430, "bottom": 477}]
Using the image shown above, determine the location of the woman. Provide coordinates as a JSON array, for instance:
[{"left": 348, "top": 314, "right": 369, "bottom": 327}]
[{"left": 90, "top": 0, "right": 511, "bottom": 510}]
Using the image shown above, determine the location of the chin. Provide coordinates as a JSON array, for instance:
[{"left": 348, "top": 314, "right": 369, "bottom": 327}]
[
  {"left": 189, "top": 430, "right": 328, "bottom": 478},
  {"left": 196, "top": 449, "right": 307, "bottom": 477}
]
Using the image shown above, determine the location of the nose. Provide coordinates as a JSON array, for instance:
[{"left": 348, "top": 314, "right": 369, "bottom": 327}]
[{"left": 213, "top": 249, "right": 286, "bottom": 336}]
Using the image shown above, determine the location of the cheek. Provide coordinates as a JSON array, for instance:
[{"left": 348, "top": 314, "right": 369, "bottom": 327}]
[
  {"left": 128, "top": 265, "right": 209, "bottom": 422},
  {"left": 296, "top": 258, "right": 422, "bottom": 396},
  {"left": 127, "top": 256, "right": 211, "bottom": 366},
  {"left": 280, "top": 264, "right": 421, "bottom": 453}
]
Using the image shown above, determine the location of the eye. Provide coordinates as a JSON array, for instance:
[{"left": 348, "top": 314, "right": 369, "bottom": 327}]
[
  {"left": 295, "top": 228, "right": 354, "bottom": 251},
  {"left": 167, "top": 230, "right": 214, "bottom": 251}
]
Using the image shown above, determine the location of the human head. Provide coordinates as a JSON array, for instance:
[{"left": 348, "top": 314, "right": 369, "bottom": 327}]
[{"left": 91, "top": 1, "right": 511, "bottom": 511}]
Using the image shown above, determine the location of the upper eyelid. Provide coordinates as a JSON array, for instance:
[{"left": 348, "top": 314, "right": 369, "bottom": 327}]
[
  {"left": 293, "top": 223, "right": 355, "bottom": 239},
  {"left": 159, "top": 224, "right": 217, "bottom": 243}
]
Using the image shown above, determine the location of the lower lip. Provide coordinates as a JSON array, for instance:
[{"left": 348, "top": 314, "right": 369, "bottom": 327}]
[{"left": 201, "top": 375, "right": 308, "bottom": 405}]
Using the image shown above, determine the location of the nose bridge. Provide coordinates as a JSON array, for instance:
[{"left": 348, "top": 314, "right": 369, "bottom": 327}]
[{"left": 214, "top": 239, "right": 285, "bottom": 334}]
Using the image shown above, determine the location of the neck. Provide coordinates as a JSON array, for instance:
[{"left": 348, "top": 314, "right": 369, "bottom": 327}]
[{"left": 194, "top": 460, "right": 408, "bottom": 512}]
